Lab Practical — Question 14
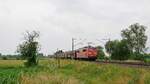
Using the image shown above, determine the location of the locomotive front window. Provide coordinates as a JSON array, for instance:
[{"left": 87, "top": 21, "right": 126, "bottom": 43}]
[
  {"left": 76, "top": 51, "right": 79, "bottom": 53},
  {"left": 83, "top": 49, "right": 86, "bottom": 52}
]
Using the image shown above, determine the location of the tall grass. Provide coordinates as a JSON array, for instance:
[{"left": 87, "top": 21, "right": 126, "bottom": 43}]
[
  {"left": 0, "top": 68, "right": 21, "bottom": 84},
  {"left": 0, "top": 59, "right": 150, "bottom": 84}
]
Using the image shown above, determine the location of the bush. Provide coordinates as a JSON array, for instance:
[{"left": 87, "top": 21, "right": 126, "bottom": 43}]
[
  {"left": 144, "top": 59, "right": 150, "bottom": 64},
  {"left": 104, "top": 57, "right": 111, "bottom": 62},
  {"left": 129, "top": 53, "right": 146, "bottom": 61},
  {"left": 96, "top": 46, "right": 105, "bottom": 60},
  {"left": 144, "top": 55, "right": 150, "bottom": 64},
  {"left": 16, "top": 57, "right": 20, "bottom": 60},
  {"left": 2, "top": 57, "right": 8, "bottom": 60},
  {"left": 106, "top": 40, "right": 131, "bottom": 61}
]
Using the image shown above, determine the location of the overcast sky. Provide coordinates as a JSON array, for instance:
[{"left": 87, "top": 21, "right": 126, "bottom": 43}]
[{"left": 0, "top": 0, "right": 150, "bottom": 55}]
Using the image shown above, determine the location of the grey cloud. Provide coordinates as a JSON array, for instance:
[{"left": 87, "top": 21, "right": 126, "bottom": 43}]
[{"left": 0, "top": 0, "right": 150, "bottom": 54}]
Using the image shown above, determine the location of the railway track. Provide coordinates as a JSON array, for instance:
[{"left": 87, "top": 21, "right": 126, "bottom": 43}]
[
  {"left": 95, "top": 61, "right": 150, "bottom": 68},
  {"left": 54, "top": 58, "right": 150, "bottom": 68}
]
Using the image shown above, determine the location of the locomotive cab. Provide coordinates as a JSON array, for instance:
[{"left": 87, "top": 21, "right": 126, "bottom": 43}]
[{"left": 75, "top": 46, "right": 98, "bottom": 60}]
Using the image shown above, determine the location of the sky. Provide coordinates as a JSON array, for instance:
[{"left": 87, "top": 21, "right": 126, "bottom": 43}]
[{"left": 0, "top": 0, "right": 150, "bottom": 55}]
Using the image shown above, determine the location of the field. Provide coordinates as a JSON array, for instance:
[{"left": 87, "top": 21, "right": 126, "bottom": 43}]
[{"left": 0, "top": 59, "right": 150, "bottom": 84}]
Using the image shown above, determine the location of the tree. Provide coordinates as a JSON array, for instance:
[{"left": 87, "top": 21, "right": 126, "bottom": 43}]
[
  {"left": 0, "top": 53, "right": 1, "bottom": 56},
  {"left": 121, "top": 23, "right": 147, "bottom": 54},
  {"left": 111, "top": 40, "right": 131, "bottom": 60},
  {"left": 96, "top": 46, "right": 105, "bottom": 59},
  {"left": 105, "top": 40, "right": 118, "bottom": 56},
  {"left": 105, "top": 40, "right": 131, "bottom": 60},
  {"left": 17, "top": 31, "right": 40, "bottom": 67}
]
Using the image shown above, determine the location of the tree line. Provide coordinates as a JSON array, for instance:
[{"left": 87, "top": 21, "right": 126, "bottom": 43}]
[{"left": 97, "top": 23, "right": 150, "bottom": 61}]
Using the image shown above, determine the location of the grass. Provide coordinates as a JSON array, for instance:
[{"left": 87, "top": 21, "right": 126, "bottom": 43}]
[{"left": 0, "top": 59, "right": 150, "bottom": 84}]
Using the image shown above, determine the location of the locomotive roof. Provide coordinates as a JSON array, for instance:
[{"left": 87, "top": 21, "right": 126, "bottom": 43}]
[
  {"left": 77, "top": 46, "right": 96, "bottom": 50},
  {"left": 59, "top": 46, "right": 96, "bottom": 53}
]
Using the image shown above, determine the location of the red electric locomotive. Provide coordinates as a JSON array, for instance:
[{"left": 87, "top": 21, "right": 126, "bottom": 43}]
[
  {"left": 74, "top": 46, "right": 98, "bottom": 60},
  {"left": 54, "top": 46, "right": 98, "bottom": 61}
]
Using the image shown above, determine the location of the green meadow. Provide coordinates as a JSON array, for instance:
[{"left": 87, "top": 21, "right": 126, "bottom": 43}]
[{"left": 0, "top": 59, "right": 150, "bottom": 84}]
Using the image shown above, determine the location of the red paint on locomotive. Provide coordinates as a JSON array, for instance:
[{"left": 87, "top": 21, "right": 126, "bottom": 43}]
[{"left": 75, "top": 46, "right": 97, "bottom": 60}]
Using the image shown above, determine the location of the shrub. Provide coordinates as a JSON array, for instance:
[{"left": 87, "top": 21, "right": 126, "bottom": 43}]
[
  {"left": 17, "top": 31, "right": 40, "bottom": 67},
  {"left": 144, "top": 56, "right": 150, "bottom": 64},
  {"left": 2, "top": 57, "right": 8, "bottom": 60}
]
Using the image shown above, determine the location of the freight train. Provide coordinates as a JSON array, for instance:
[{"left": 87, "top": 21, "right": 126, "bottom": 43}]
[{"left": 55, "top": 46, "right": 98, "bottom": 61}]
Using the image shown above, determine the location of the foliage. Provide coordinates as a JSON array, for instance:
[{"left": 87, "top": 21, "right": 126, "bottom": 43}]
[
  {"left": 0, "top": 55, "right": 21, "bottom": 60},
  {"left": 96, "top": 46, "right": 105, "bottom": 59},
  {"left": 2, "top": 57, "right": 8, "bottom": 60},
  {"left": 105, "top": 40, "right": 116, "bottom": 56},
  {"left": 111, "top": 40, "right": 131, "bottom": 60},
  {"left": 0, "top": 68, "right": 21, "bottom": 84},
  {"left": 17, "top": 31, "right": 40, "bottom": 67},
  {"left": 121, "top": 23, "right": 147, "bottom": 55},
  {"left": 105, "top": 40, "right": 131, "bottom": 60},
  {"left": 130, "top": 53, "right": 146, "bottom": 60},
  {"left": 144, "top": 54, "right": 150, "bottom": 64},
  {"left": 104, "top": 56, "right": 111, "bottom": 61}
]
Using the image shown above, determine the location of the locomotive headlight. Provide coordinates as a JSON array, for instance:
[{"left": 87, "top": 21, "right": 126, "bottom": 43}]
[{"left": 89, "top": 52, "right": 92, "bottom": 54}]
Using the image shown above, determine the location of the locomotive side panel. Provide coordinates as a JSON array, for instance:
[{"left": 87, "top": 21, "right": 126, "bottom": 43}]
[{"left": 76, "top": 47, "right": 98, "bottom": 60}]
